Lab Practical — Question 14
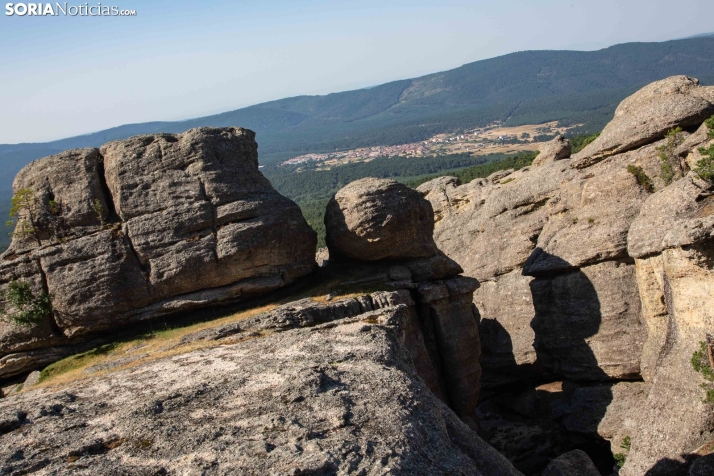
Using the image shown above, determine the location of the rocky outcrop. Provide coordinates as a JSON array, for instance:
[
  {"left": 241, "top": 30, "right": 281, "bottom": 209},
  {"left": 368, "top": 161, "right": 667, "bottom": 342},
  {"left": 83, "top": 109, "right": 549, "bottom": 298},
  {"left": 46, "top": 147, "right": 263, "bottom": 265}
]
[
  {"left": 325, "top": 177, "right": 462, "bottom": 280},
  {"left": 619, "top": 168, "right": 714, "bottom": 475},
  {"left": 0, "top": 127, "right": 317, "bottom": 378},
  {"left": 0, "top": 300, "right": 522, "bottom": 476},
  {"left": 542, "top": 450, "right": 600, "bottom": 476},
  {"left": 531, "top": 135, "right": 571, "bottom": 167},
  {"left": 573, "top": 76, "right": 714, "bottom": 167},
  {"left": 422, "top": 150, "right": 651, "bottom": 385},
  {"left": 419, "top": 76, "right": 714, "bottom": 473},
  {"left": 318, "top": 177, "right": 486, "bottom": 428}
]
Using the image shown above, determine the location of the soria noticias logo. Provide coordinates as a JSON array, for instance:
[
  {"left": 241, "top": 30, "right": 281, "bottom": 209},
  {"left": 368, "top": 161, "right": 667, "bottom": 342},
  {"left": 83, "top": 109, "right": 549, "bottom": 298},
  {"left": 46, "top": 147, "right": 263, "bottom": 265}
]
[{"left": 5, "top": 3, "right": 137, "bottom": 16}]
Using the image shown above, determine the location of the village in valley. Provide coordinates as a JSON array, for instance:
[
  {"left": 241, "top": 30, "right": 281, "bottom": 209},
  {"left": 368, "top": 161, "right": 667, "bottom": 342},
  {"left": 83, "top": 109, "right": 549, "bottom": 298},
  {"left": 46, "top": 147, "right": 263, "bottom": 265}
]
[{"left": 281, "top": 121, "right": 574, "bottom": 169}]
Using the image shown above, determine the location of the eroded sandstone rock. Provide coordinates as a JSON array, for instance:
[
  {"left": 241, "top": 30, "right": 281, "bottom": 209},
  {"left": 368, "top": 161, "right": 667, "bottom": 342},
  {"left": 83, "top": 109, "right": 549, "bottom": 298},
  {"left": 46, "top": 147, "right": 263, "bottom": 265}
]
[
  {"left": 0, "top": 302, "right": 521, "bottom": 476},
  {"left": 326, "top": 177, "right": 462, "bottom": 280},
  {"left": 531, "top": 135, "right": 571, "bottom": 167},
  {"left": 573, "top": 76, "right": 714, "bottom": 166},
  {"left": 542, "top": 450, "right": 600, "bottom": 476},
  {"left": 0, "top": 127, "right": 317, "bottom": 378}
]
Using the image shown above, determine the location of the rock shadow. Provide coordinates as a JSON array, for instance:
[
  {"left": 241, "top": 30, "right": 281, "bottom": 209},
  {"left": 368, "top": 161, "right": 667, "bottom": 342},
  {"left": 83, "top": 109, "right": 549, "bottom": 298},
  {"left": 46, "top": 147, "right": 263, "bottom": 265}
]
[
  {"left": 645, "top": 452, "right": 714, "bottom": 476},
  {"left": 523, "top": 249, "right": 615, "bottom": 473}
]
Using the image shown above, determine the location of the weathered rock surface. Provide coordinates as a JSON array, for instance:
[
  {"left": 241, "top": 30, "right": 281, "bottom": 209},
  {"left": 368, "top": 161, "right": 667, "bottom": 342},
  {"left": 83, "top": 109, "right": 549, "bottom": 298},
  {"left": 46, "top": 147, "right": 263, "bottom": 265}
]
[
  {"left": 528, "top": 259, "right": 643, "bottom": 381},
  {"left": 0, "top": 127, "right": 317, "bottom": 378},
  {"left": 628, "top": 171, "right": 714, "bottom": 259},
  {"left": 422, "top": 149, "right": 652, "bottom": 383},
  {"left": 620, "top": 179, "right": 714, "bottom": 474},
  {"left": 0, "top": 301, "right": 520, "bottom": 476},
  {"left": 420, "top": 76, "right": 714, "bottom": 473},
  {"left": 541, "top": 450, "right": 600, "bottom": 476},
  {"left": 531, "top": 135, "right": 571, "bottom": 167},
  {"left": 326, "top": 177, "right": 462, "bottom": 280},
  {"left": 573, "top": 76, "right": 714, "bottom": 166}
]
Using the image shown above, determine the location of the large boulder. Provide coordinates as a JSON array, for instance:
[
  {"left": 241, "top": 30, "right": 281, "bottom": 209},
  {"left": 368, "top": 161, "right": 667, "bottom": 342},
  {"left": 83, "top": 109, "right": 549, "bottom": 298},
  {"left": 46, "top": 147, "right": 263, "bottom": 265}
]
[
  {"left": 541, "top": 450, "right": 600, "bottom": 476},
  {"left": 531, "top": 135, "right": 571, "bottom": 167},
  {"left": 0, "top": 127, "right": 317, "bottom": 377},
  {"left": 572, "top": 76, "right": 714, "bottom": 167},
  {"left": 418, "top": 75, "right": 714, "bottom": 474},
  {"left": 325, "top": 177, "right": 462, "bottom": 280}
]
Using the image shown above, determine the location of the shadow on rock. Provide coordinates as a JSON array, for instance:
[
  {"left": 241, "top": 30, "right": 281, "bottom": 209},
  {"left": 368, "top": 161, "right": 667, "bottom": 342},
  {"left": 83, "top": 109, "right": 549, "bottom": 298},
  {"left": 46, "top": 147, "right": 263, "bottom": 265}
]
[
  {"left": 645, "top": 452, "right": 714, "bottom": 476},
  {"left": 477, "top": 249, "right": 618, "bottom": 475},
  {"left": 526, "top": 249, "right": 615, "bottom": 474}
]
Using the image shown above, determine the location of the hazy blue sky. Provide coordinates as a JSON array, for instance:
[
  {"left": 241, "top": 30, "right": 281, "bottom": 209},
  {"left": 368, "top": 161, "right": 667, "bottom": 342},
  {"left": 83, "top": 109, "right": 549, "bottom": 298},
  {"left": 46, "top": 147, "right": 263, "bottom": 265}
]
[{"left": 1, "top": 0, "right": 713, "bottom": 143}]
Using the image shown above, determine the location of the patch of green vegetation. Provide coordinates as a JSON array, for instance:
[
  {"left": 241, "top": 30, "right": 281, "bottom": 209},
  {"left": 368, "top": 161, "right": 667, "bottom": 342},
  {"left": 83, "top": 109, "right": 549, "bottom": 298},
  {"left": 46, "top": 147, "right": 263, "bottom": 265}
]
[
  {"left": 694, "top": 116, "right": 714, "bottom": 182},
  {"left": 92, "top": 198, "right": 104, "bottom": 226},
  {"left": 614, "top": 436, "right": 632, "bottom": 468},
  {"left": 7, "top": 188, "right": 39, "bottom": 242},
  {"left": 500, "top": 177, "right": 515, "bottom": 184},
  {"left": 404, "top": 151, "right": 538, "bottom": 189},
  {"left": 38, "top": 342, "right": 122, "bottom": 383},
  {"left": 691, "top": 341, "right": 714, "bottom": 404},
  {"left": 705, "top": 115, "right": 714, "bottom": 139},
  {"left": 627, "top": 164, "right": 655, "bottom": 193},
  {"left": 657, "top": 127, "right": 685, "bottom": 186},
  {"left": 0, "top": 280, "right": 53, "bottom": 327},
  {"left": 569, "top": 132, "right": 600, "bottom": 153},
  {"left": 696, "top": 143, "right": 714, "bottom": 182}
]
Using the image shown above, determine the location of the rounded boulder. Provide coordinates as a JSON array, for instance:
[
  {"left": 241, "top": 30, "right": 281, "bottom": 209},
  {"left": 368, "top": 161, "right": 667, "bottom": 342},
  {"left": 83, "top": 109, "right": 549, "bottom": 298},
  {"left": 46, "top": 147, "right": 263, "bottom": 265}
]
[{"left": 325, "top": 178, "right": 439, "bottom": 261}]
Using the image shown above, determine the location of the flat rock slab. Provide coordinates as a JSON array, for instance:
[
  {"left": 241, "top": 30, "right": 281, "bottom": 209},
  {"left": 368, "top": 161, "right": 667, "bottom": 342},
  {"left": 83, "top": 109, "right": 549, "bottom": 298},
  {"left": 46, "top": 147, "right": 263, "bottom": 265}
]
[{"left": 0, "top": 312, "right": 521, "bottom": 476}]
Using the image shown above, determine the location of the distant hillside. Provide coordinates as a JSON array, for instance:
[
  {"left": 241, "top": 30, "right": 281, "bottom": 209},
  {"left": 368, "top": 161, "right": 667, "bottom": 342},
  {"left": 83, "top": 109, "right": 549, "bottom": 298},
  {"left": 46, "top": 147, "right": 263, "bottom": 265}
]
[{"left": 3, "top": 36, "right": 714, "bottom": 193}]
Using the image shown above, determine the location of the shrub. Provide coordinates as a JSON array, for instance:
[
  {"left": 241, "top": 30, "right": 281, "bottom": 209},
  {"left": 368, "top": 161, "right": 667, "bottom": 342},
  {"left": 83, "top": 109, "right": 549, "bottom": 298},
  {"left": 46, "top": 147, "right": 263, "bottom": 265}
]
[
  {"left": 695, "top": 144, "right": 714, "bottom": 182},
  {"left": 705, "top": 115, "right": 714, "bottom": 139},
  {"left": 92, "top": 199, "right": 105, "bottom": 226},
  {"left": 0, "top": 280, "right": 53, "bottom": 327},
  {"left": 627, "top": 165, "right": 654, "bottom": 193},
  {"left": 656, "top": 128, "right": 685, "bottom": 186},
  {"left": 691, "top": 341, "right": 714, "bottom": 404}
]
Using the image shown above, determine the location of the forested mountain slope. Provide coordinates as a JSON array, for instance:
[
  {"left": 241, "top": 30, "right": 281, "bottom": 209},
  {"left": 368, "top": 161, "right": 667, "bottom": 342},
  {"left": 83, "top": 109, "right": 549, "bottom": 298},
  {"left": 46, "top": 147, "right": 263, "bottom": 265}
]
[{"left": 3, "top": 36, "right": 714, "bottom": 193}]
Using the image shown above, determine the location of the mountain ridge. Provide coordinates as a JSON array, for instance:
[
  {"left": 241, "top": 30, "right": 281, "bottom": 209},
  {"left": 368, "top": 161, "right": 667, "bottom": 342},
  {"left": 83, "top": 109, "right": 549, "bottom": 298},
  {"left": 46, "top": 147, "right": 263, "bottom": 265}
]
[{"left": 3, "top": 36, "right": 714, "bottom": 192}]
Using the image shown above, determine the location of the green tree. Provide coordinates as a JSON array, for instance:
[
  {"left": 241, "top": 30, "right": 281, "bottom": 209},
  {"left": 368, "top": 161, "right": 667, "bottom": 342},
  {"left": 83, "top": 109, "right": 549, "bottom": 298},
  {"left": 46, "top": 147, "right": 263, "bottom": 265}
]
[
  {"left": 7, "top": 188, "right": 40, "bottom": 244},
  {"left": 0, "top": 280, "right": 53, "bottom": 327},
  {"left": 657, "top": 127, "right": 685, "bottom": 186}
]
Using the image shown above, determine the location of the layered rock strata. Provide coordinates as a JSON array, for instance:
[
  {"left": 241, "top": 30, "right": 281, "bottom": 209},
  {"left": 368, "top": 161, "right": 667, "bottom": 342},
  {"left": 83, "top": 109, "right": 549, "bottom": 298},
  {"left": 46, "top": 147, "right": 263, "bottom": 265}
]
[
  {"left": 419, "top": 76, "right": 714, "bottom": 474},
  {"left": 0, "top": 127, "right": 317, "bottom": 378}
]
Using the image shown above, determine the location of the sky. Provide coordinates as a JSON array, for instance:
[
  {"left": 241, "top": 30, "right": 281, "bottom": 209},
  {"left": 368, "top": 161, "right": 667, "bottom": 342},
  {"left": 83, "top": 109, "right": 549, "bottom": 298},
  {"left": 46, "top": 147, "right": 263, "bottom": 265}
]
[{"left": 0, "top": 0, "right": 713, "bottom": 144}]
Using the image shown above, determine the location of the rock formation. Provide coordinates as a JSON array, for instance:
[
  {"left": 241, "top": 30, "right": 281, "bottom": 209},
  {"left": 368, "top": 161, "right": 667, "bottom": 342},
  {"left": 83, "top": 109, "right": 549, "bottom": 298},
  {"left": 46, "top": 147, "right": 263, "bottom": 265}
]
[
  {"left": 324, "top": 176, "right": 482, "bottom": 428},
  {"left": 531, "top": 135, "right": 571, "bottom": 167},
  {"left": 0, "top": 297, "right": 521, "bottom": 475},
  {"left": 0, "top": 127, "right": 317, "bottom": 378},
  {"left": 4, "top": 74, "right": 714, "bottom": 475},
  {"left": 325, "top": 177, "right": 462, "bottom": 280},
  {"left": 573, "top": 75, "right": 714, "bottom": 167},
  {"left": 419, "top": 75, "right": 714, "bottom": 474}
]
